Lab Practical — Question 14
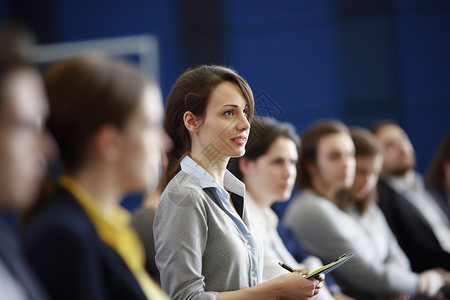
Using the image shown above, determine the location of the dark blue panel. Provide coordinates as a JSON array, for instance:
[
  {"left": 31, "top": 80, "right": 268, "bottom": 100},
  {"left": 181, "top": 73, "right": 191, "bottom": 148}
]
[
  {"left": 339, "top": 16, "right": 398, "bottom": 104},
  {"left": 395, "top": 7, "right": 450, "bottom": 102},
  {"left": 226, "top": 0, "right": 335, "bottom": 27},
  {"left": 226, "top": 26, "right": 341, "bottom": 119},
  {"left": 0, "top": 0, "right": 9, "bottom": 21},
  {"left": 404, "top": 108, "right": 450, "bottom": 174},
  {"left": 223, "top": 0, "right": 344, "bottom": 145},
  {"left": 56, "top": 0, "right": 173, "bottom": 40},
  {"left": 394, "top": 1, "right": 450, "bottom": 175},
  {"left": 394, "top": 0, "right": 450, "bottom": 10}
]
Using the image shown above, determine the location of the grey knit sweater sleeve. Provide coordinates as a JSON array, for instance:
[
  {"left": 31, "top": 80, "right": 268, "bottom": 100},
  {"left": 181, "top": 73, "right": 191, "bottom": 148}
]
[{"left": 154, "top": 172, "right": 255, "bottom": 300}]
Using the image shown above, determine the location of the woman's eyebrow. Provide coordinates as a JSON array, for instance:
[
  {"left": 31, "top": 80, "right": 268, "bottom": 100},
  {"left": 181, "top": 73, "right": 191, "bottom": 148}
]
[
  {"left": 221, "top": 104, "right": 239, "bottom": 108},
  {"left": 221, "top": 104, "right": 249, "bottom": 108}
]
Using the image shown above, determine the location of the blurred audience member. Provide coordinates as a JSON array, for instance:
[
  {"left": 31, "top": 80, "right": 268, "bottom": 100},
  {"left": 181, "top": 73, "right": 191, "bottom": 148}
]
[
  {"left": 339, "top": 127, "right": 448, "bottom": 299},
  {"left": 425, "top": 132, "right": 450, "bottom": 220},
  {"left": 23, "top": 54, "right": 169, "bottom": 300},
  {"left": 372, "top": 121, "right": 450, "bottom": 272},
  {"left": 0, "top": 22, "right": 51, "bottom": 300}
]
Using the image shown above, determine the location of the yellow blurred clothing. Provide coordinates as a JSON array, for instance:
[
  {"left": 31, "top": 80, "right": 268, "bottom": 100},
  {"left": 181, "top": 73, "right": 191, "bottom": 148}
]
[{"left": 59, "top": 175, "right": 169, "bottom": 300}]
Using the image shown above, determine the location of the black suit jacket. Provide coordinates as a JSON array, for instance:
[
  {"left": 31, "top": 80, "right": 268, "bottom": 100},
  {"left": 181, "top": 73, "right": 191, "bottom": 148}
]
[
  {"left": 23, "top": 187, "right": 147, "bottom": 300},
  {"left": 0, "top": 216, "right": 49, "bottom": 300},
  {"left": 377, "top": 179, "right": 450, "bottom": 272},
  {"left": 426, "top": 184, "right": 450, "bottom": 222}
]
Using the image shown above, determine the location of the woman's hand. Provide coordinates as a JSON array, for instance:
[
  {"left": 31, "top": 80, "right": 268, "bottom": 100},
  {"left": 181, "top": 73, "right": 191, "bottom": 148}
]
[
  {"left": 272, "top": 268, "right": 324, "bottom": 300},
  {"left": 217, "top": 268, "right": 324, "bottom": 300},
  {"left": 293, "top": 268, "right": 324, "bottom": 297},
  {"left": 311, "top": 274, "right": 325, "bottom": 296},
  {"left": 275, "top": 273, "right": 317, "bottom": 300}
]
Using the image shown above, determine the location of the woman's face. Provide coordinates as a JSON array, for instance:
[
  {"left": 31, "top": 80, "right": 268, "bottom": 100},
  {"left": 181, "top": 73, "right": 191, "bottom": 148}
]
[
  {"left": 117, "top": 84, "right": 168, "bottom": 192},
  {"left": 314, "top": 132, "right": 356, "bottom": 193},
  {"left": 351, "top": 154, "right": 382, "bottom": 201},
  {"left": 244, "top": 137, "right": 298, "bottom": 206},
  {"left": 194, "top": 81, "right": 250, "bottom": 165}
]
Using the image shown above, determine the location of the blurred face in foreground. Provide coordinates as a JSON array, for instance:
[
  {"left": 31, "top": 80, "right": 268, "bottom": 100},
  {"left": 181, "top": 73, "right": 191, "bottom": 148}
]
[
  {"left": 0, "top": 69, "right": 51, "bottom": 209},
  {"left": 116, "top": 84, "right": 167, "bottom": 193}
]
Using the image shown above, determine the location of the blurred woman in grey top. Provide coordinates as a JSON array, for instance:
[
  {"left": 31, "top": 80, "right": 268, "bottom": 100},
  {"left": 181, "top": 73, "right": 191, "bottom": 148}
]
[{"left": 153, "top": 65, "right": 324, "bottom": 300}]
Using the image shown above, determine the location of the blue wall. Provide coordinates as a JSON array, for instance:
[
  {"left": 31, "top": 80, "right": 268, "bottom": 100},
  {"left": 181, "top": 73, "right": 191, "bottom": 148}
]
[
  {"left": 395, "top": 1, "right": 450, "bottom": 171},
  {"left": 223, "top": 0, "right": 450, "bottom": 174},
  {"left": 2, "top": 0, "right": 449, "bottom": 210},
  {"left": 224, "top": 1, "right": 342, "bottom": 130}
]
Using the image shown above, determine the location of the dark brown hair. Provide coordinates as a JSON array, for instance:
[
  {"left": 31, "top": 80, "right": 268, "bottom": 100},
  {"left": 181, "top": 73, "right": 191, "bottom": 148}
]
[
  {"left": 159, "top": 65, "right": 254, "bottom": 190},
  {"left": 338, "top": 127, "right": 382, "bottom": 214},
  {"left": 352, "top": 127, "right": 382, "bottom": 157},
  {"left": 227, "top": 116, "right": 300, "bottom": 181},
  {"left": 425, "top": 132, "right": 450, "bottom": 188},
  {"left": 297, "top": 119, "right": 349, "bottom": 189},
  {"left": 45, "top": 53, "right": 154, "bottom": 173}
]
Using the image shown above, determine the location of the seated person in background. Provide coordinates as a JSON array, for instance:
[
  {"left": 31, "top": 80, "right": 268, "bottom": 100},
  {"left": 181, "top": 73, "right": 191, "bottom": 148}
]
[
  {"left": 154, "top": 65, "right": 323, "bottom": 300},
  {"left": 340, "top": 127, "right": 450, "bottom": 299},
  {"left": 425, "top": 132, "right": 450, "bottom": 220},
  {"left": 23, "top": 54, "right": 169, "bottom": 300},
  {"left": 371, "top": 121, "right": 450, "bottom": 272},
  {"left": 228, "top": 116, "right": 354, "bottom": 300},
  {"left": 0, "top": 22, "right": 52, "bottom": 300},
  {"left": 283, "top": 120, "right": 446, "bottom": 299}
]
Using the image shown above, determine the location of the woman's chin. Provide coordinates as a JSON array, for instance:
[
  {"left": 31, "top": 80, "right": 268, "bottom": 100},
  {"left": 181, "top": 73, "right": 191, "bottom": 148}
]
[{"left": 229, "top": 149, "right": 246, "bottom": 158}]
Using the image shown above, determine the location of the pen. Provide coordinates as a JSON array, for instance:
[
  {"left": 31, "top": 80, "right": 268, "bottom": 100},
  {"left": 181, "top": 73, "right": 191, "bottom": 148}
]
[{"left": 278, "top": 262, "right": 294, "bottom": 273}]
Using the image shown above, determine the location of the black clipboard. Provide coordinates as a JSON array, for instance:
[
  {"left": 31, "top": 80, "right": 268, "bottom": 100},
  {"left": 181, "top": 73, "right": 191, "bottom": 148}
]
[{"left": 305, "top": 253, "right": 354, "bottom": 279}]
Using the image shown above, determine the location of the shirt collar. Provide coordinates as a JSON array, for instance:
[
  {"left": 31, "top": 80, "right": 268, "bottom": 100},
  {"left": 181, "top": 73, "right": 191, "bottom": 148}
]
[
  {"left": 387, "top": 171, "right": 424, "bottom": 193},
  {"left": 180, "top": 155, "right": 245, "bottom": 200}
]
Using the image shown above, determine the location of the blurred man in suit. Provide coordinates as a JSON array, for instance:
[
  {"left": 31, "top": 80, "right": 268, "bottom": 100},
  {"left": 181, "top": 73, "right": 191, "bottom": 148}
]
[{"left": 372, "top": 120, "right": 450, "bottom": 273}]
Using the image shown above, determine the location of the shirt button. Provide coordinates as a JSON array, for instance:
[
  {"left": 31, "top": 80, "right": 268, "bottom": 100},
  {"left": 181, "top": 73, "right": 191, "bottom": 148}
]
[
  {"left": 247, "top": 244, "right": 252, "bottom": 250},
  {"left": 251, "top": 271, "right": 256, "bottom": 277}
]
